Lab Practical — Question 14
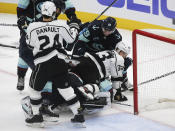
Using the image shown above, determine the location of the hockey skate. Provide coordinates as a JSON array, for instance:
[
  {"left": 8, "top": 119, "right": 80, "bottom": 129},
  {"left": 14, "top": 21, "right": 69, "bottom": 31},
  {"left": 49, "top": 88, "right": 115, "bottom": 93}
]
[
  {"left": 17, "top": 77, "right": 24, "bottom": 91},
  {"left": 39, "top": 104, "right": 59, "bottom": 123},
  {"left": 114, "top": 91, "right": 128, "bottom": 102},
  {"left": 25, "top": 114, "right": 44, "bottom": 128},
  {"left": 21, "top": 96, "right": 44, "bottom": 127},
  {"left": 121, "top": 77, "right": 133, "bottom": 92},
  {"left": 71, "top": 108, "right": 86, "bottom": 128},
  {"left": 21, "top": 96, "right": 59, "bottom": 127}
]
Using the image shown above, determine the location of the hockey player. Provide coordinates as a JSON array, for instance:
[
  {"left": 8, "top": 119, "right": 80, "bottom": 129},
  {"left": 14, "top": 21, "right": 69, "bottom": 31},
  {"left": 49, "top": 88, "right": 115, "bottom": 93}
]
[
  {"left": 16, "top": 0, "right": 81, "bottom": 91},
  {"left": 70, "top": 41, "right": 131, "bottom": 102},
  {"left": 72, "top": 16, "right": 133, "bottom": 98},
  {"left": 23, "top": 1, "right": 84, "bottom": 127},
  {"left": 72, "top": 17, "right": 121, "bottom": 55},
  {"left": 40, "top": 42, "right": 130, "bottom": 115}
]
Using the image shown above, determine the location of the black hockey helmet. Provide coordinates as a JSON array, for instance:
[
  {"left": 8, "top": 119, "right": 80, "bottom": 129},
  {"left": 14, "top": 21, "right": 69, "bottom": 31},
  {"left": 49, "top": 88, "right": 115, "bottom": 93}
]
[{"left": 102, "top": 17, "right": 117, "bottom": 31}]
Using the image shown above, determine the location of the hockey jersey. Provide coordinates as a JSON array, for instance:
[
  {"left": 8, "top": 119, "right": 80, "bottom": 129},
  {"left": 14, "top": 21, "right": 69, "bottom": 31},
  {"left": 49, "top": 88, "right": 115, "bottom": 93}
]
[
  {"left": 17, "top": 0, "right": 75, "bottom": 23},
  {"left": 84, "top": 50, "right": 124, "bottom": 81},
  {"left": 26, "top": 20, "right": 78, "bottom": 65},
  {"left": 74, "top": 20, "right": 122, "bottom": 55}
]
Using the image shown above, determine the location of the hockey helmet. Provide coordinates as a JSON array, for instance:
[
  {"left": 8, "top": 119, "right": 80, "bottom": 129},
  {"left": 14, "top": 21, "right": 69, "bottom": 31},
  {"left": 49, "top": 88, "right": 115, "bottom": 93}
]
[
  {"left": 115, "top": 41, "right": 131, "bottom": 55},
  {"left": 41, "top": 1, "right": 56, "bottom": 18},
  {"left": 102, "top": 17, "right": 117, "bottom": 31}
]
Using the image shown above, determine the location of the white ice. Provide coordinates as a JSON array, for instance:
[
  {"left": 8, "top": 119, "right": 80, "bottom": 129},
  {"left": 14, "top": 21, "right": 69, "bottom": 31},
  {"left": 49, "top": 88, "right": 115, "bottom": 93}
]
[{"left": 0, "top": 14, "right": 175, "bottom": 131}]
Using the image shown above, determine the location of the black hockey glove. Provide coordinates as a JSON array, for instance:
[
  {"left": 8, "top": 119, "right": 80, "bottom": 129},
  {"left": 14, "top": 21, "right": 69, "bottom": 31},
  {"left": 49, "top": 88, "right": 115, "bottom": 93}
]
[
  {"left": 124, "top": 57, "right": 133, "bottom": 71},
  {"left": 17, "top": 16, "right": 28, "bottom": 33},
  {"left": 65, "top": 7, "right": 82, "bottom": 26}
]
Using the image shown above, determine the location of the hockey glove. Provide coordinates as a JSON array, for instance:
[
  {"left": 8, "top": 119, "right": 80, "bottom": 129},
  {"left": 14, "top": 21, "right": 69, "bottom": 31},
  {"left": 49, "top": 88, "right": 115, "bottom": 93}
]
[
  {"left": 100, "top": 79, "right": 112, "bottom": 92},
  {"left": 17, "top": 16, "right": 28, "bottom": 33},
  {"left": 65, "top": 8, "right": 82, "bottom": 25},
  {"left": 124, "top": 57, "right": 133, "bottom": 71},
  {"left": 67, "top": 19, "right": 80, "bottom": 31}
]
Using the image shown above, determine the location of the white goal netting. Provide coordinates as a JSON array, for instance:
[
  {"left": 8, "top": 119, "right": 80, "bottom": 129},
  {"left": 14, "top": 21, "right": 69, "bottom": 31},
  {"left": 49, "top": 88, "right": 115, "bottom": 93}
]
[{"left": 134, "top": 29, "right": 175, "bottom": 113}]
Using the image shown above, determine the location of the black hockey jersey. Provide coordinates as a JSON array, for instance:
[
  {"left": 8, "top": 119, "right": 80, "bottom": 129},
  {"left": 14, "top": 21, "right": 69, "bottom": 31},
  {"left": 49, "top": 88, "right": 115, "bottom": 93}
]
[
  {"left": 17, "top": 0, "right": 73, "bottom": 23},
  {"left": 73, "top": 20, "right": 122, "bottom": 55},
  {"left": 17, "top": 0, "right": 50, "bottom": 22}
]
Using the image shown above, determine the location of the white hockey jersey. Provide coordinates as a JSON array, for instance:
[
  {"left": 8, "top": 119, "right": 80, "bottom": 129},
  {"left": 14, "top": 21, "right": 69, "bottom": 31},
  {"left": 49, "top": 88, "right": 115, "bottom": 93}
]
[
  {"left": 84, "top": 50, "right": 125, "bottom": 90},
  {"left": 85, "top": 50, "right": 124, "bottom": 79},
  {"left": 26, "top": 20, "right": 78, "bottom": 65}
]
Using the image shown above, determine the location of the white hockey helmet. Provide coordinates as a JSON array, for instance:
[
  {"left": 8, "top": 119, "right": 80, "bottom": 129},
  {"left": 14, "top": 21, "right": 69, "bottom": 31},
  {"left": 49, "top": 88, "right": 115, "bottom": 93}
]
[
  {"left": 115, "top": 41, "right": 131, "bottom": 55},
  {"left": 41, "top": 1, "right": 56, "bottom": 18}
]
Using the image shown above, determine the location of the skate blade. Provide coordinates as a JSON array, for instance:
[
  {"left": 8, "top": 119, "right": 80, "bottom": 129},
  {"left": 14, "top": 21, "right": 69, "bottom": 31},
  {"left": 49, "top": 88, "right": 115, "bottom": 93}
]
[
  {"left": 26, "top": 122, "right": 45, "bottom": 128},
  {"left": 84, "top": 108, "right": 103, "bottom": 114},
  {"left": 43, "top": 115, "right": 59, "bottom": 122},
  {"left": 72, "top": 122, "right": 86, "bottom": 128},
  {"left": 128, "top": 88, "right": 133, "bottom": 91},
  {"left": 43, "top": 121, "right": 60, "bottom": 126}
]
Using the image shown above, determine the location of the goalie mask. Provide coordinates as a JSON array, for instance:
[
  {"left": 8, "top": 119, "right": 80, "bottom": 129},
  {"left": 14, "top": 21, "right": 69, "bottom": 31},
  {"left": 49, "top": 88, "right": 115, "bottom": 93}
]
[
  {"left": 41, "top": 1, "right": 56, "bottom": 19},
  {"left": 115, "top": 41, "right": 131, "bottom": 55}
]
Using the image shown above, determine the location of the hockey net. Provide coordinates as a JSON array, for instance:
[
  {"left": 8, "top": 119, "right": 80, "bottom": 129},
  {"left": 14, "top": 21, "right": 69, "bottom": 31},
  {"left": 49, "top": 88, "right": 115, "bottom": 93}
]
[{"left": 132, "top": 29, "right": 175, "bottom": 114}]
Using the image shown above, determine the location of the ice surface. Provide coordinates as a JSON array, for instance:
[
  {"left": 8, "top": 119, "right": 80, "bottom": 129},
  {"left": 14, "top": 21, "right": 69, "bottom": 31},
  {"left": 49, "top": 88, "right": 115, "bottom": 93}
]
[{"left": 0, "top": 14, "right": 174, "bottom": 131}]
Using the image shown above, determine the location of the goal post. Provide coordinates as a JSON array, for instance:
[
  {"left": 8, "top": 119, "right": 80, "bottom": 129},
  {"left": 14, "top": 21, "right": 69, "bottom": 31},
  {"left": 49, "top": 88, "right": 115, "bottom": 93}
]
[{"left": 132, "top": 29, "right": 175, "bottom": 115}]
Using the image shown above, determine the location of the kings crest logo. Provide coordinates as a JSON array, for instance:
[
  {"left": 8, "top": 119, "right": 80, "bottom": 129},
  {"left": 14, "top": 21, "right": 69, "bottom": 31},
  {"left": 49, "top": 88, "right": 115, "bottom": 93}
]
[{"left": 97, "top": 0, "right": 175, "bottom": 19}]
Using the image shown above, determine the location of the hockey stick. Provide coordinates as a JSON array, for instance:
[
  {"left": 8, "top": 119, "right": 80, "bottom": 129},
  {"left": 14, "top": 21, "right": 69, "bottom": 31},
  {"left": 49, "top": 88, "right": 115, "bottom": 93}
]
[
  {"left": 158, "top": 98, "right": 175, "bottom": 103},
  {"left": 94, "top": 0, "right": 118, "bottom": 21},
  {"left": 0, "top": 23, "right": 17, "bottom": 27},
  {"left": 0, "top": 43, "right": 19, "bottom": 49},
  {"left": 137, "top": 70, "right": 175, "bottom": 87},
  {"left": 126, "top": 70, "right": 175, "bottom": 92},
  {"left": 0, "top": 2, "right": 36, "bottom": 26},
  {"left": 114, "top": 102, "right": 133, "bottom": 107}
]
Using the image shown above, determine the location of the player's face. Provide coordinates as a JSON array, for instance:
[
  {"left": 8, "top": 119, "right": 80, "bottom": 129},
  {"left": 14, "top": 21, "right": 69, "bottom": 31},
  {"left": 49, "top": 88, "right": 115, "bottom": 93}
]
[
  {"left": 119, "top": 51, "right": 127, "bottom": 58},
  {"left": 102, "top": 28, "right": 114, "bottom": 36}
]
